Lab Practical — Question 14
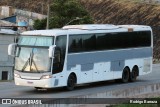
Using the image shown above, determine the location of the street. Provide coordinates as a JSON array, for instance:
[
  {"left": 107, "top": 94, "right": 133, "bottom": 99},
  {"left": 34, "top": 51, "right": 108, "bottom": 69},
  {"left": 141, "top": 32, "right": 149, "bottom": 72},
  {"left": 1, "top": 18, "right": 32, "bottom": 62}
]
[{"left": 0, "top": 64, "right": 159, "bottom": 99}]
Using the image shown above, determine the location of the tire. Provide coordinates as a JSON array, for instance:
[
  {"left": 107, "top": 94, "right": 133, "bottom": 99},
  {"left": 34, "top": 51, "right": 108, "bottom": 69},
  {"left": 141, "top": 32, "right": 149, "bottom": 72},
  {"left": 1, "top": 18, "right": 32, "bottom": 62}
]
[
  {"left": 115, "top": 79, "right": 121, "bottom": 83},
  {"left": 122, "top": 67, "right": 130, "bottom": 83},
  {"left": 66, "top": 74, "right": 76, "bottom": 91},
  {"left": 129, "top": 67, "right": 138, "bottom": 82},
  {"left": 34, "top": 87, "right": 42, "bottom": 90}
]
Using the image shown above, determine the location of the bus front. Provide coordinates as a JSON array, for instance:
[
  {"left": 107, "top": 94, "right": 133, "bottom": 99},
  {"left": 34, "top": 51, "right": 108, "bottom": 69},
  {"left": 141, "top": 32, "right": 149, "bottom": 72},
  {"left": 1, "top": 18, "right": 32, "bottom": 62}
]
[{"left": 8, "top": 35, "right": 56, "bottom": 89}]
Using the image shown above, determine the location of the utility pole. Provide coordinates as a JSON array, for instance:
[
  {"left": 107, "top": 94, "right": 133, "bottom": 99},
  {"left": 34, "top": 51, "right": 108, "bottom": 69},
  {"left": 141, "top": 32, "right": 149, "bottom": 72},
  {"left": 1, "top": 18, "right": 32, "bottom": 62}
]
[
  {"left": 42, "top": 3, "right": 44, "bottom": 15},
  {"left": 46, "top": 0, "right": 50, "bottom": 29}
]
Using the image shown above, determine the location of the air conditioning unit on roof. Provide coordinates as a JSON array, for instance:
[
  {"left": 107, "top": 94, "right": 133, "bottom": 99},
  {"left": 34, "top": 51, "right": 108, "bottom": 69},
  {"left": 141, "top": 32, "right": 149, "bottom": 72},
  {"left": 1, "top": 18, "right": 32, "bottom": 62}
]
[{"left": 62, "top": 24, "right": 120, "bottom": 30}]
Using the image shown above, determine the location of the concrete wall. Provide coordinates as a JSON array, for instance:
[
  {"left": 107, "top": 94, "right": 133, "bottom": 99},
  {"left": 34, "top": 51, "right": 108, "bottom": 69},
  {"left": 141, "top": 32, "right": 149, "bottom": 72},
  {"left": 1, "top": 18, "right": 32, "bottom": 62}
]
[
  {"left": 0, "top": 6, "right": 13, "bottom": 17},
  {"left": 15, "top": 9, "right": 47, "bottom": 26},
  {"left": 0, "top": 6, "right": 46, "bottom": 26},
  {"left": 0, "top": 34, "right": 16, "bottom": 80}
]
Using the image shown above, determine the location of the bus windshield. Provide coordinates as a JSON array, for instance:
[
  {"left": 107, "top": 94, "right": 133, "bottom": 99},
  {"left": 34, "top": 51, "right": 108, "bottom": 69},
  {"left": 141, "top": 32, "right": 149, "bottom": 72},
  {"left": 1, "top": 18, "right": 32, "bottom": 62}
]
[{"left": 14, "top": 36, "right": 53, "bottom": 73}]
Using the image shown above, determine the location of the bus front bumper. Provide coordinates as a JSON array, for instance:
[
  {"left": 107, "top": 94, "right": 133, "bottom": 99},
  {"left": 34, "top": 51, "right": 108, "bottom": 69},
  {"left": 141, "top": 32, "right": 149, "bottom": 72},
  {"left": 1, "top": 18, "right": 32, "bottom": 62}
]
[{"left": 14, "top": 77, "right": 53, "bottom": 88}]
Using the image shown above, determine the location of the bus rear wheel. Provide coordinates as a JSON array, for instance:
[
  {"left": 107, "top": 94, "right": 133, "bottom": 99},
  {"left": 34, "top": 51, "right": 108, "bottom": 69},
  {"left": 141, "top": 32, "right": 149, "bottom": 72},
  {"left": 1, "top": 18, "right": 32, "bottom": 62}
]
[
  {"left": 122, "top": 67, "right": 130, "bottom": 83},
  {"left": 66, "top": 74, "right": 76, "bottom": 91},
  {"left": 130, "top": 66, "right": 138, "bottom": 82},
  {"left": 34, "top": 87, "right": 43, "bottom": 90}
]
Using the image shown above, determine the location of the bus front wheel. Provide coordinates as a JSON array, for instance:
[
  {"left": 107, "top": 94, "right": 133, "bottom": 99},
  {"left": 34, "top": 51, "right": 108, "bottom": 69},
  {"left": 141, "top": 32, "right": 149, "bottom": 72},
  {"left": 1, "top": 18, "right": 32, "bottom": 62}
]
[
  {"left": 66, "top": 74, "right": 76, "bottom": 91},
  {"left": 122, "top": 67, "right": 130, "bottom": 83}
]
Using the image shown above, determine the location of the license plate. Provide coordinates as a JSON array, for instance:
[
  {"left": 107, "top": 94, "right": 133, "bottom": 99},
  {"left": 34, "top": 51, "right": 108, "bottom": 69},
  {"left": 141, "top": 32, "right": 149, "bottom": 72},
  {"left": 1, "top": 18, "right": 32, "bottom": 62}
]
[{"left": 27, "top": 81, "right": 33, "bottom": 84}]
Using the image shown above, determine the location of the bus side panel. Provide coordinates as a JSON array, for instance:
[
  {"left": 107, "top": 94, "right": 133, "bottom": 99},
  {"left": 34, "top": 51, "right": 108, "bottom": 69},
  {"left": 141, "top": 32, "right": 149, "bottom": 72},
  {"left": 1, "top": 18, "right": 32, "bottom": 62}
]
[
  {"left": 124, "top": 57, "right": 152, "bottom": 76},
  {"left": 142, "top": 57, "right": 152, "bottom": 75},
  {"left": 67, "top": 47, "right": 152, "bottom": 84},
  {"left": 125, "top": 58, "right": 143, "bottom": 76},
  {"left": 94, "top": 62, "right": 113, "bottom": 81}
]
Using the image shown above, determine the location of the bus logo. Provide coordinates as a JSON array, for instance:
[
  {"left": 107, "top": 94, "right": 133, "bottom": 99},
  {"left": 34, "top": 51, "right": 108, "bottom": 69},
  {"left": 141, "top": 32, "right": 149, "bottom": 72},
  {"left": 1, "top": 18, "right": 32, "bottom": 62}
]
[{"left": 2, "top": 99, "right": 11, "bottom": 104}]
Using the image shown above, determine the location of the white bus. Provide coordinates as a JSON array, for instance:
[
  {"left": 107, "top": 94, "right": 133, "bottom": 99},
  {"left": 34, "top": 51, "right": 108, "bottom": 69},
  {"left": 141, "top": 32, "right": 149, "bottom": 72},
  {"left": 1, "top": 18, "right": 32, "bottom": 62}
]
[{"left": 8, "top": 24, "right": 153, "bottom": 90}]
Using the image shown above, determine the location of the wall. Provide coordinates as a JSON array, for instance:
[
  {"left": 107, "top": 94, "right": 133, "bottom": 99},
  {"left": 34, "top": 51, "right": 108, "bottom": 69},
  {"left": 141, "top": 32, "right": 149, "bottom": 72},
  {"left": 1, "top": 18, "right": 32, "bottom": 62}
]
[
  {"left": 15, "top": 9, "right": 47, "bottom": 26},
  {"left": 0, "top": 6, "right": 13, "bottom": 17},
  {"left": 0, "top": 6, "right": 47, "bottom": 26},
  {"left": 0, "top": 33, "right": 16, "bottom": 80}
]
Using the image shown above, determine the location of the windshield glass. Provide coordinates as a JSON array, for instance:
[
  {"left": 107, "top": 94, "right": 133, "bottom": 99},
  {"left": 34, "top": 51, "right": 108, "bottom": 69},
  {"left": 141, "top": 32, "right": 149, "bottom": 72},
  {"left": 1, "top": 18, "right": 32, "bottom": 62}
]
[
  {"left": 15, "top": 36, "right": 53, "bottom": 73},
  {"left": 15, "top": 47, "right": 51, "bottom": 72},
  {"left": 18, "top": 36, "right": 53, "bottom": 46}
]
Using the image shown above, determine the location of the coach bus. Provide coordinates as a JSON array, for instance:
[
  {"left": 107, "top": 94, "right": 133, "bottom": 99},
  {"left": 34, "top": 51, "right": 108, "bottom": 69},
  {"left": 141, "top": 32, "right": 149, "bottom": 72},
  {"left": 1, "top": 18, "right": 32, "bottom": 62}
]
[{"left": 8, "top": 24, "right": 153, "bottom": 90}]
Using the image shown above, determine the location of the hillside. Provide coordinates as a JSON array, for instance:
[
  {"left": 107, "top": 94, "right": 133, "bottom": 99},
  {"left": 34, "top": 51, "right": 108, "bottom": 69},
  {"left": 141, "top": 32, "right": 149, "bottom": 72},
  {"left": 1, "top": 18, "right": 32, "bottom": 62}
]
[
  {"left": 80, "top": 0, "right": 160, "bottom": 61},
  {"left": 0, "top": 0, "right": 47, "bottom": 14},
  {"left": 0, "top": 0, "right": 160, "bottom": 61}
]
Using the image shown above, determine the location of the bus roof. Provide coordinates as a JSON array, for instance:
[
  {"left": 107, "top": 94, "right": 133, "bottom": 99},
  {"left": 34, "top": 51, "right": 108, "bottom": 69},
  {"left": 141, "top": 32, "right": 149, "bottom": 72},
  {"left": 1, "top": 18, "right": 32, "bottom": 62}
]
[{"left": 21, "top": 24, "right": 152, "bottom": 36}]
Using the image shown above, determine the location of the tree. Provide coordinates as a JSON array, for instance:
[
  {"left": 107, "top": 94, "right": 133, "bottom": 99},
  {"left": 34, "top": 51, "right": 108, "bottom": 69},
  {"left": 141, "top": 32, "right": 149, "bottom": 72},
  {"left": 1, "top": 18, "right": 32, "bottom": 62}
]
[
  {"left": 33, "top": 0, "right": 93, "bottom": 29},
  {"left": 33, "top": 18, "right": 47, "bottom": 30}
]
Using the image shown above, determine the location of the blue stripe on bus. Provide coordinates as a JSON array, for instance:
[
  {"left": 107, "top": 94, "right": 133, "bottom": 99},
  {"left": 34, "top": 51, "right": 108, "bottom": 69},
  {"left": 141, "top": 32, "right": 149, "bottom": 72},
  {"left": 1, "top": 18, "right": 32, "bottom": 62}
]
[
  {"left": 81, "top": 63, "right": 94, "bottom": 71},
  {"left": 67, "top": 47, "right": 152, "bottom": 71},
  {"left": 111, "top": 60, "right": 125, "bottom": 71}
]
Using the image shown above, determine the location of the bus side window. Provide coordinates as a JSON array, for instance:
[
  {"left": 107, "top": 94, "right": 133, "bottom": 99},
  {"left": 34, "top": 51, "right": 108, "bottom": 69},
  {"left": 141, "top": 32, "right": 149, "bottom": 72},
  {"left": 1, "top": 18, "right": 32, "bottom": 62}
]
[
  {"left": 54, "top": 49, "right": 61, "bottom": 64},
  {"left": 53, "top": 48, "right": 63, "bottom": 74},
  {"left": 52, "top": 35, "right": 67, "bottom": 74}
]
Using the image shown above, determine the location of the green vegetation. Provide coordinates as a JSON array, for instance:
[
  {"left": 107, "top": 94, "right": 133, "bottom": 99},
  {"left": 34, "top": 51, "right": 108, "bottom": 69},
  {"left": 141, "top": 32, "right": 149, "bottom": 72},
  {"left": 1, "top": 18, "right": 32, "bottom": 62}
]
[
  {"left": 1, "top": 0, "right": 160, "bottom": 60},
  {"left": 33, "top": 18, "right": 47, "bottom": 30},
  {"left": 33, "top": 0, "right": 93, "bottom": 29}
]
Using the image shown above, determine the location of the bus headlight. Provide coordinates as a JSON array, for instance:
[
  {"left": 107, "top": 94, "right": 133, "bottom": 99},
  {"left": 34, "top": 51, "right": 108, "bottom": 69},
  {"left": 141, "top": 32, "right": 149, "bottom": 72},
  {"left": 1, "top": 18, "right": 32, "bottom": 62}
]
[
  {"left": 40, "top": 75, "right": 52, "bottom": 79},
  {"left": 14, "top": 73, "right": 21, "bottom": 78}
]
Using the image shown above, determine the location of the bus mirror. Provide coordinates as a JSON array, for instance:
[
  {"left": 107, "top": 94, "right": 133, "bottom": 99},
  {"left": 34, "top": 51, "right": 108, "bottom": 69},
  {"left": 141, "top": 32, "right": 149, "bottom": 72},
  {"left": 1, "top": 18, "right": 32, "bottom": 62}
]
[
  {"left": 8, "top": 43, "right": 17, "bottom": 56},
  {"left": 49, "top": 45, "right": 56, "bottom": 58}
]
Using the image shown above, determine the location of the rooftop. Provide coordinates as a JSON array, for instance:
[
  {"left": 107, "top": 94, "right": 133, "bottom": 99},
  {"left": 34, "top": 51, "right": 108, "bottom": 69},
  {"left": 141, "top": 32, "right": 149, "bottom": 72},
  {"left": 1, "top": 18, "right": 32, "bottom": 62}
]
[{"left": 21, "top": 24, "right": 152, "bottom": 36}]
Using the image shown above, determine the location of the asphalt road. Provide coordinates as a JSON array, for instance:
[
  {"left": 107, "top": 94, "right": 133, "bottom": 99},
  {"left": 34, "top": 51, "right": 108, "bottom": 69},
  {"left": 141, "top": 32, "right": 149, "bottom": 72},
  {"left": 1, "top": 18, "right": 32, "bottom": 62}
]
[{"left": 0, "top": 64, "right": 160, "bottom": 99}]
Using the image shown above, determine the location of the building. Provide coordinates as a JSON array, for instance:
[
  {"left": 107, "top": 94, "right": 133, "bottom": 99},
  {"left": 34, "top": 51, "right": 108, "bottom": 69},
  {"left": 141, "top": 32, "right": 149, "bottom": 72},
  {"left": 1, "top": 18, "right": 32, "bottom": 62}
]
[
  {"left": 0, "top": 6, "right": 46, "bottom": 27},
  {"left": 0, "top": 6, "right": 47, "bottom": 80},
  {"left": 0, "top": 27, "right": 17, "bottom": 80},
  {"left": 0, "top": 6, "right": 13, "bottom": 17}
]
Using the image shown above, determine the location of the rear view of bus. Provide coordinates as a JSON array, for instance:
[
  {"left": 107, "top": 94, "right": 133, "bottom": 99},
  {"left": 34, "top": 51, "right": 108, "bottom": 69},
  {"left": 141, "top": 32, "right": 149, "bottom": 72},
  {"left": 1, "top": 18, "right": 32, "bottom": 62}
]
[{"left": 8, "top": 24, "right": 153, "bottom": 90}]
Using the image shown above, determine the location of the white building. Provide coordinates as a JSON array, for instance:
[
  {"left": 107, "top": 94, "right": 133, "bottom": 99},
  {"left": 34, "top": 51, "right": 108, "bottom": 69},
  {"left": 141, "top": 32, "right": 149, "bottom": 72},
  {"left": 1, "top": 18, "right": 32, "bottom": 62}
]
[{"left": 0, "top": 28, "right": 17, "bottom": 80}]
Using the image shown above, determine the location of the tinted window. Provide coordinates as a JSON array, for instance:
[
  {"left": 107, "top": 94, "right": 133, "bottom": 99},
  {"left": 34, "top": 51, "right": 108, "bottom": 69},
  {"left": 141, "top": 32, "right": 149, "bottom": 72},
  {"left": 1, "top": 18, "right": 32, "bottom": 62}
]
[
  {"left": 53, "top": 35, "right": 67, "bottom": 74},
  {"left": 82, "top": 34, "right": 96, "bottom": 51},
  {"left": 56, "top": 35, "right": 67, "bottom": 54},
  {"left": 96, "top": 33, "right": 113, "bottom": 50},
  {"left": 68, "top": 35, "right": 82, "bottom": 53},
  {"left": 68, "top": 31, "right": 151, "bottom": 53},
  {"left": 68, "top": 34, "right": 96, "bottom": 53}
]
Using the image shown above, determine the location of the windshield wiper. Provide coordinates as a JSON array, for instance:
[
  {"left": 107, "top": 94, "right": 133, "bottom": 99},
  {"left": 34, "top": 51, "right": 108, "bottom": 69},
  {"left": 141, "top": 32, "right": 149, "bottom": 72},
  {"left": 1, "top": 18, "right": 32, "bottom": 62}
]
[
  {"left": 31, "top": 58, "right": 39, "bottom": 73},
  {"left": 21, "top": 56, "right": 30, "bottom": 72},
  {"left": 21, "top": 52, "right": 39, "bottom": 73}
]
